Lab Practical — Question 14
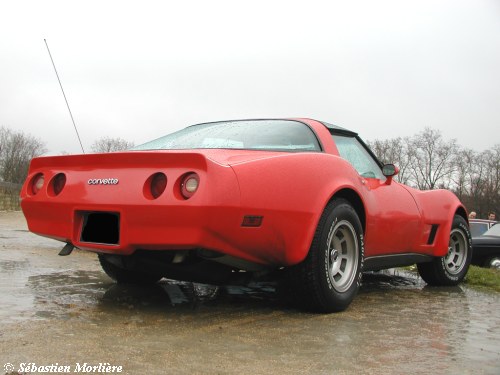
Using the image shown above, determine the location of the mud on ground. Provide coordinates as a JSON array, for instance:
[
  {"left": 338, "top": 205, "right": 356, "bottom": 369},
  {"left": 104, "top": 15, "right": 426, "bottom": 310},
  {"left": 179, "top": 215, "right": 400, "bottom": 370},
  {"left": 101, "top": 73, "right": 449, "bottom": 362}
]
[{"left": 1, "top": 212, "right": 499, "bottom": 374}]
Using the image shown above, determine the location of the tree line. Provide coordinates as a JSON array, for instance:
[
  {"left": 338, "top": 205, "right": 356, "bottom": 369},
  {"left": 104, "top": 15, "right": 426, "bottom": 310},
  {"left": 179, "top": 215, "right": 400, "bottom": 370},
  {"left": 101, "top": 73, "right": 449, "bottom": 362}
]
[{"left": 0, "top": 125, "right": 498, "bottom": 218}]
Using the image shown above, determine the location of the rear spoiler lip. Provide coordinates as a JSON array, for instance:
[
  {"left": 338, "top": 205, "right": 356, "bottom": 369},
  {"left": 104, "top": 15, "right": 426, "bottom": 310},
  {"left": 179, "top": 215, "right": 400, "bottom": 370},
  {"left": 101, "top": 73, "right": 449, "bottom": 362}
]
[{"left": 28, "top": 151, "right": 209, "bottom": 170}]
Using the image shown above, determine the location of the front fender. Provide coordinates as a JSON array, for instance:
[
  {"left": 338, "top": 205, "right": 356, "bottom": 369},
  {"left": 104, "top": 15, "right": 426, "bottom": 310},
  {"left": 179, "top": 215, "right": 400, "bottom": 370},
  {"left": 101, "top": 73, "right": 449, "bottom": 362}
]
[{"left": 409, "top": 188, "right": 466, "bottom": 256}]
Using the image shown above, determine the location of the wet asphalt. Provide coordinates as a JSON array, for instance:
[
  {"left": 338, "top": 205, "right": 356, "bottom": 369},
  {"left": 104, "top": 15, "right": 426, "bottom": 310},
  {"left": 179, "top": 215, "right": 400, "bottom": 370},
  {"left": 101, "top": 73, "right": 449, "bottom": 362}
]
[{"left": 0, "top": 212, "right": 499, "bottom": 375}]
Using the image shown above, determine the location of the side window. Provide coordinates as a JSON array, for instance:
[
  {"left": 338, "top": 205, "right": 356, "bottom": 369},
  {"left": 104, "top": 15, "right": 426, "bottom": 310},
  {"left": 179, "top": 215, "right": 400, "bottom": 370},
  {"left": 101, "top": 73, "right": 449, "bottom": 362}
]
[
  {"left": 470, "top": 223, "right": 487, "bottom": 238},
  {"left": 332, "top": 134, "right": 385, "bottom": 180}
]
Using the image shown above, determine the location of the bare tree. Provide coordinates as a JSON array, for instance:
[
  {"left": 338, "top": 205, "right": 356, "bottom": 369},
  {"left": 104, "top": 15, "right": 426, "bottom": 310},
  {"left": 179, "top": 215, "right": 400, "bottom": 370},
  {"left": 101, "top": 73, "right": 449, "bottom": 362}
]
[
  {"left": 367, "top": 137, "right": 412, "bottom": 185},
  {"left": 482, "top": 144, "right": 500, "bottom": 216},
  {"left": 91, "top": 137, "right": 134, "bottom": 153},
  {"left": 407, "top": 128, "right": 457, "bottom": 190},
  {"left": 0, "top": 126, "right": 46, "bottom": 184},
  {"left": 452, "top": 147, "right": 487, "bottom": 207}
]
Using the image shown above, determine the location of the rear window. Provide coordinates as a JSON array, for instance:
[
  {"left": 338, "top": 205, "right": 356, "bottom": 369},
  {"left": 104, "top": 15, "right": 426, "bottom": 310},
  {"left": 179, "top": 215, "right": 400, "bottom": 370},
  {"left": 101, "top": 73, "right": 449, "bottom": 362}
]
[{"left": 133, "top": 120, "right": 321, "bottom": 152}]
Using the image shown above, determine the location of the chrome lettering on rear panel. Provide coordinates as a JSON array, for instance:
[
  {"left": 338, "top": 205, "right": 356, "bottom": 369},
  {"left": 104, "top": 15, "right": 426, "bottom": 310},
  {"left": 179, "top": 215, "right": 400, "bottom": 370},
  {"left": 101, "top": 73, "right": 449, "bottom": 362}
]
[{"left": 87, "top": 178, "right": 119, "bottom": 185}]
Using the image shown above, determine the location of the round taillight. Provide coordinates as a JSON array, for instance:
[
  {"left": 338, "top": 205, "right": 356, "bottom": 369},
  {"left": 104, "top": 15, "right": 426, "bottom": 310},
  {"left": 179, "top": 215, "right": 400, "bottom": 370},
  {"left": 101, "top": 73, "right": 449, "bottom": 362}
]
[
  {"left": 50, "top": 173, "right": 66, "bottom": 196},
  {"left": 150, "top": 172, "right": 167, "bottom": 199},
  {"left": 181, "top": 173, "right": 199, "bottom": 199},
  {"left": 31, "top": 173, "right": 45, "bottom": 195}
]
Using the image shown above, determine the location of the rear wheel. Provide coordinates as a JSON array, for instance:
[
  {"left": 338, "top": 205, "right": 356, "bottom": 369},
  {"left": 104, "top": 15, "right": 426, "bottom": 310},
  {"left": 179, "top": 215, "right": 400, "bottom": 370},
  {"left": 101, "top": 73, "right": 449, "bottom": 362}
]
[
  {"left": 417, "top": 215, "right": 472, "bottom": 285},
  {"left": 288, "top": 198, "right": 364, "bottom": 313},
  {"left": 98, "top": 254, "right": 163, "bottom": 284}
]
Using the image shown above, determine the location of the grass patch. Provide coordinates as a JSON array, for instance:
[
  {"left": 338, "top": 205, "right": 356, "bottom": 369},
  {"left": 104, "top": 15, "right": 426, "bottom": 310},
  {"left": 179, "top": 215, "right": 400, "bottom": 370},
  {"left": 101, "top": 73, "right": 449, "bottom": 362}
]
[{"left": 464, "top": 265, "right": 500, "bottom": 292}]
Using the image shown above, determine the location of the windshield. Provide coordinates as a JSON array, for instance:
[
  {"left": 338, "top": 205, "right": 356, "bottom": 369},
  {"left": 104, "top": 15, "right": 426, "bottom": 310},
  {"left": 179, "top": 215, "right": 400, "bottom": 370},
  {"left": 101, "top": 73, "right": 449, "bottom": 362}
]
[{"left": 133, "top": 120, "right": 321, "bottom": 152}]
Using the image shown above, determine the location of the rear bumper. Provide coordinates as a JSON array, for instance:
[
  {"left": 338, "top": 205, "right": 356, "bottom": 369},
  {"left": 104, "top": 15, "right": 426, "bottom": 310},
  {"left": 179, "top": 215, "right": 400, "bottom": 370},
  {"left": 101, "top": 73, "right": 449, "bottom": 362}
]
[
  {"left": 22, "top": 200, "right": 237, "bottom": 254},
  {"left": 21, "top": 200, "right": 315, "bottom": 266}
]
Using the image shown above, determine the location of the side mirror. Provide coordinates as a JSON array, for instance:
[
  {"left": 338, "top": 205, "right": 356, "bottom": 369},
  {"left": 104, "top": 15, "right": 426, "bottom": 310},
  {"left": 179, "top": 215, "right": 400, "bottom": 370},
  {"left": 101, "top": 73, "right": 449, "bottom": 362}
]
[{"left": 382, "top": 164, "right": 399, "bottom": 185}]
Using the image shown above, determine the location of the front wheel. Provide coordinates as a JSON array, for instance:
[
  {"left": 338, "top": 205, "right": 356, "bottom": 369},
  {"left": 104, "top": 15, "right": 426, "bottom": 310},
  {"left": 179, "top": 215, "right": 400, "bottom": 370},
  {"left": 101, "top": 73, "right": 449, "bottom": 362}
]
[
  {"left": 417, "top": 215, "right": 472, "bottom": 286},
  {"left": 288, "top": 198, "right": 364, "bottom": 313}
]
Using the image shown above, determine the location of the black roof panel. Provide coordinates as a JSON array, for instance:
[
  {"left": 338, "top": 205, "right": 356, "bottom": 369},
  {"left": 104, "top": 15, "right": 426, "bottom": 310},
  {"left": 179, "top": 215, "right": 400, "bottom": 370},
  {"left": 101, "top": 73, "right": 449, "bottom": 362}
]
[{"left": 319, "top": 121, "right": 358, "bottom": 136}]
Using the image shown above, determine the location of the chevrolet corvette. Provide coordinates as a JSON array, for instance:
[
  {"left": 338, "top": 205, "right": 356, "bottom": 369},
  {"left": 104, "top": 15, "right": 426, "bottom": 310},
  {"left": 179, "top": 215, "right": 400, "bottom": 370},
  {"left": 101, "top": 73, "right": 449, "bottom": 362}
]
[{"left": 20, "top": 119, "right": 472, "bottom": 312}]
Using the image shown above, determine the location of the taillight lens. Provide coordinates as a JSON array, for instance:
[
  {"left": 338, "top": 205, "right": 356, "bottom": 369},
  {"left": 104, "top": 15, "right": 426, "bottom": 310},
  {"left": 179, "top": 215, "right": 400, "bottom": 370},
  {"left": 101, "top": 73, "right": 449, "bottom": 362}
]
[
  {"left": 181, "top": 173, "right": 199, "bottom": 199},
  {"left": 31, "top": 173, "right": 45, "bottom": 195},
  {"left": 150, "top": 173, "right": 167, "bottom": 199},
  {"left": 50, "top": 173, "right": 66, "bottom": 196}
]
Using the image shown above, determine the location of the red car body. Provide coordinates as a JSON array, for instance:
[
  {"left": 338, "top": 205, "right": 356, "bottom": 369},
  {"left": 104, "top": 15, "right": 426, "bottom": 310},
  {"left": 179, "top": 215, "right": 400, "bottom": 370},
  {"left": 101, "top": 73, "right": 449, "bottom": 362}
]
[{"left": 20, "top": 118, "right": 471, "bottom": 312}]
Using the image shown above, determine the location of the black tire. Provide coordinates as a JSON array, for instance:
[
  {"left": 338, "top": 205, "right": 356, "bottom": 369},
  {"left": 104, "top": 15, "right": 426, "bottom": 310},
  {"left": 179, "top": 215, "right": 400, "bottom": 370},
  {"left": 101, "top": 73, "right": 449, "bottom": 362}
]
[
  {"left": 417, "top": 215, "right": 472, "bottom": 286},
  {"left": 288, "top": 198, "right": 364, "bottom": 313},
  {"left": 98, "top": 254, "right": 163, "bottom": 284}
]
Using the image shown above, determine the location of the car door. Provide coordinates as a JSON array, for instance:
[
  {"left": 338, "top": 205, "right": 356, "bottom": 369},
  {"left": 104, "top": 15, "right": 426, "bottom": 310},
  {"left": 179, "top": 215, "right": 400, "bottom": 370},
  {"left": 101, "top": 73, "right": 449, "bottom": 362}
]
[{"left": 332, "top": 134, "right": 422, "bottom": 256}]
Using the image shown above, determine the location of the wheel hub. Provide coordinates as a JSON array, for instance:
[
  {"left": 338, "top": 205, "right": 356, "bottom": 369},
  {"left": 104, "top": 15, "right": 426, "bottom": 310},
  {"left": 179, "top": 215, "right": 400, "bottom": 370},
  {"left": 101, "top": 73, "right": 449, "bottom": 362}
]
[
  {"left": 330, "top": 248, "right": 340, "bottom": 274},
  {"left": 330, "top": 249, "right": 339, "bottom": 263}
]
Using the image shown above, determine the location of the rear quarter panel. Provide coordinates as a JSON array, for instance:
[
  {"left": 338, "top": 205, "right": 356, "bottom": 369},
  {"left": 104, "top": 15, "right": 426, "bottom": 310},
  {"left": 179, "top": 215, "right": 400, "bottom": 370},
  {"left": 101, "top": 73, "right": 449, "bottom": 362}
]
[{"left": 230, "top": 152, "right": 364, "bottom": 264}]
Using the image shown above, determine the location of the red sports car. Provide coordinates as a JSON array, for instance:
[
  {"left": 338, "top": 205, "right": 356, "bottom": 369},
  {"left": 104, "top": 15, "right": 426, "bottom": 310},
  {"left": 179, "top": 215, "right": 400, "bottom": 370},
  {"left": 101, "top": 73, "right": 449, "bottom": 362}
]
[{"left": 20, "top": 119, "right": 472, "bottom": 312}]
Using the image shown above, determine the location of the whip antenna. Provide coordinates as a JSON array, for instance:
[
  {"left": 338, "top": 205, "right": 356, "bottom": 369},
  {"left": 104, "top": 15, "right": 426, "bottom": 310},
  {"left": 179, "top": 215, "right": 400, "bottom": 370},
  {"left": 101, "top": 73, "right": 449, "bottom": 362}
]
[{"left": 44, "top": 39, "right": 85, "bottom": 154}]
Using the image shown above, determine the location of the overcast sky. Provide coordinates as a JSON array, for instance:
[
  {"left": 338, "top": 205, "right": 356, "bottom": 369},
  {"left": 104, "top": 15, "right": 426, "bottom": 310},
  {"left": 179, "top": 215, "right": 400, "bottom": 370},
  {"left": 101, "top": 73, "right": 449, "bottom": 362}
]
[{"left": 1, "top": 0, "right": 499, "bottom": 155}]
